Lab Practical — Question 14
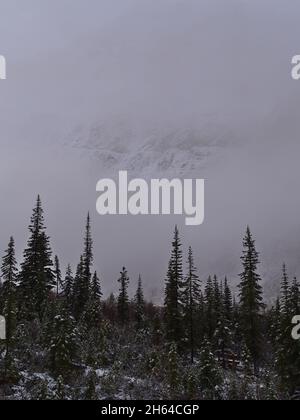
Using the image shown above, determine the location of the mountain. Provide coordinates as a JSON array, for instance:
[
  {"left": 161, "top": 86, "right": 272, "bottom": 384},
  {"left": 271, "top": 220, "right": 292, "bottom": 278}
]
[{"left": 63, "top": 119, "right": 236, "bottom": 177}]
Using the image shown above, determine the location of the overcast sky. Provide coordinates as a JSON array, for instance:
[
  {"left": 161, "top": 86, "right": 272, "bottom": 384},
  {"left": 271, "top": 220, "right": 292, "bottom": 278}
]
[{"left": 0, "top": 0, "right": 300, "bottom": 301}]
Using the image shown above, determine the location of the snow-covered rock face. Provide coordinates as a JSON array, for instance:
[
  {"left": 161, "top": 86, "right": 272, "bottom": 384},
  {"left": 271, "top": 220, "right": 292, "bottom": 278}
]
[{"left": 64, "top": 120, "right": 235, "bottom": 177}]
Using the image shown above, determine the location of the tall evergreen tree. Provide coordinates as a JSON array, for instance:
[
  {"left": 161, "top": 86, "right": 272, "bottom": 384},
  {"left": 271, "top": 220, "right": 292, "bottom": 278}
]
[
  {"left": 269, "top": 298, "right": 281, "bottom": 347},
  {"left": 276, "top": 275, "right": 300, "bottom": 394},
  {"left": 214, "top": 304, "right": 234, "bottom": 368},
  {"left": 91, "top": 271, "right": 102, "bottom": 302},
  {"left": 73, "top": 215, "right": 94, "bottom": 319},
  {"left": 289, "top": 277, "right": 300, "bottom": 315},
  {"left": 117, "top": 267, "right": 130, "bottom": 325},
  {"left": 213, "top": 275, "right": 222, "bottom": 317},
  {"left": 63, "top": 264, "right": 74, "bottom": 308},
  {"left": 18, "top": 196, "right": 54, "bottom": 321},
  {"left": 238, "top": 227, "right": 264, "bottom": 366},
  {"left": 84, "top": 271, "right": 102, "bottom": 328},
  {"left": 54, "top": 256, "right": 62, "bottom": 297},
  {"left": 82, "top": 213, "right": 93, "bottom": 295},
  {"left": 204, "top": 276, "right": 215, "bottom": 340},
  {"left": 182, "top": 247, "right": 201, "bottom": 363},
  {"left": 134, "top": 275, "right": 145, "bottom": 329},
  {"left": 1, "top": 237, "right": 18, "bottom": 347},
  {"left": 280, "top": 264, "right": 290, "bottom": 320},
  {"left": 164, "top": 226, "right": 183, "bottom": 344},
  {"left": 73, "top": 256, "right": 85, "bottom": 320},
  {"left": 223, "top": 277, "right": 233, "bottom": 323}
]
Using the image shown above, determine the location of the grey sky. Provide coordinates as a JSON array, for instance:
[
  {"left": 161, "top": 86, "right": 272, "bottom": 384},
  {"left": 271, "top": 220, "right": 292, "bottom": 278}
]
[{"left": 0, "top": 0, "right": 300, "bottom": 301}]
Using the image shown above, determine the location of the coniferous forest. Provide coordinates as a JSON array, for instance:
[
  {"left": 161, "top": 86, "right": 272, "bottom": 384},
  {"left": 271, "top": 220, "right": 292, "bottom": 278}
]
[{"left": 0, "top": 196, "right": 299, "bottom": 400}]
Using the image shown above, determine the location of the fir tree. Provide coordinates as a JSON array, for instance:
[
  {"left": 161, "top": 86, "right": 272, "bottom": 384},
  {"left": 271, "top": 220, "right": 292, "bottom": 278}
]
[
  {"left": 54, "top": 256, "right": 62, "bottom": 297},
  {"left": 18, "top": 196, "right": 54, "bottom": 321},
  {"left": 72, "top": 256, "right": 86, "bottom": 320},
  {"left": 213, "top": 275, "right": 222, "bottom": 323},
  {"left": 166, "top": 343, "right": 181, "bottom": 399},
  {"left": 269, "top": 298, "right": 281, "bottom": 347},
  {"left": 164, "top": 226, "right": 183, "bottom": 345},
  {"left": 276, "top": 267, "right": 297, "bottom": 392},
  {"left": 238, "top": 227, "right": 264, "bottom": 366},
  {"left": 82, "top": 213, "right": 93, "bottom": 299},
  {"left": 214, "top": 309, "right": 234, "bottom": 369},
  {"left": 117, "top": 267, "right": 130, "bottom": 325},
  {"left": 63, "top": 264, "right": 74, "bottom": 308},
  {"left": 240, "top": 344, "right": 254, "bottom": 376},
  {"left": 213, "top": 277, "right": 234, "bottom": 366},
  {"left": 204, "top": 276, "right": 216, "bottom": 340},
  {"left": 289, "top": 277, "right": 300, "bottom": 315},
  {"left": 182, "top": 247, "right": 201, "bottom": 363},
  {"left": 84, "top": 271, "right": 102, "bottom": 328},
  {"left": 73, "top": 215, "right": 94, "bottom": 319},
  {"left": 199, "top": 339, "right": 222, "bottom": 399},
  {"left": 223, "top": 277, "right": 233, "bottom": 323},
  {"left": 280, "top": 264, "right": 289, "bottom": 318},
  {"left": 276, "top": 276, "right": 300, "bottom": 394},
  {"left": 91, "top": 271, "right": 102, "bottom": 302},
  {"left": 49, "top": 309, "right": 79, "bottom": 375},
  {"left": 134, "top": 275, "right": 145, "bottom": 329},
  {"left": 1, "top": 239, "right": 18, "bottom": 382},
  {"left": 1, "top": 237, "right": 18, "bottom": 347}
]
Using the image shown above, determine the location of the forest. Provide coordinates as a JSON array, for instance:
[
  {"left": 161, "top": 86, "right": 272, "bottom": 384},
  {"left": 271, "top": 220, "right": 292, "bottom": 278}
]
[{"left": 0, "top": 195, "right": 299, "bottom": 400}]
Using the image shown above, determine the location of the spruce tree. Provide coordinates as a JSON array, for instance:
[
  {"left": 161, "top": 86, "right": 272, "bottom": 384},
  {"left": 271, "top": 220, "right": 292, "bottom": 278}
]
[
  {"left": 213, "top": 275, "right": 222, "bottom": 322},
  {"left": 18, "top": 196, "right": 54, "bottom": 321},
  {"left": 223, "top": 277, "right": 233, "bottom": 323},
  {"left": 204, "top": 276, "right": 215, "bottom": 340},
  {"left": 73, "top": 215, "right": 94, "bottom": 319},
  {"left": 117, "top": 267, "right": 130, "bottom": 325},
  {"left": 182, "top": 246, "right": 201, "bottom": 363},
  {"left": 214, "top": 302, "right": 234, "bottom": 368},
  {"left": 82, "top": 213, "right": 93, "bottom": 300},
  {"left": 91, "top": 271, "right": 102, "bottom": 302},
  {"left": 1, "top": 237, "right": 18, "bottom": 348},
  {"left": 73, "top": 257, "right": 85, "bottom": 320},
  {"left": 238, "top": 227, "right": 264, "bottom": 366},
  {"left": 63, "top": 264, "right": 74, "bottom": 308},
  {"left": 199, "top": 339, "right": 222, "bottom": 399},
  {"left": 276, "top": 274, "right": 300, "bottom": 394},
  {"left": 276, "top": 265, "right": 295, "bottom": 392},
  {"left": 269, "top": 298, "right": 281, "bottom": 347},
  {"left": 279, "top": 277, "right": 300, "bottom": 393},
  {"left": 84, "top": 271, "right": 102, "bottom": 328},
  {"left": 280, "top": 264, "right": 290, "bottom": 321},
  {"left": 134, "top": 275, "right": 145, "bottom": 329},
  {"left": 164, "top": 226, "right": 183, "bottom": 345},
  {"left": 289, "top": 277, "right": 300, "bottom": 315},
  {"left": 166, "top": 343, "right": 181, "bottom": 399},
  {"left": 214, "top": 277, "right": 234, "bottom": 367},
  {"left": 54, "top": 256, "right": 62, "bottom": 297},
  {"left": 49, "top": 308, "right": 79, "bottom": 375}
]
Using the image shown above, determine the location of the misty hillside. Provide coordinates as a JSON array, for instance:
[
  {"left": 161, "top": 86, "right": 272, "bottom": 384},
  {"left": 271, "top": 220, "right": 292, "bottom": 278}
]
[{"left": 64, "top": 120, "right": 236, "bottom": 176}]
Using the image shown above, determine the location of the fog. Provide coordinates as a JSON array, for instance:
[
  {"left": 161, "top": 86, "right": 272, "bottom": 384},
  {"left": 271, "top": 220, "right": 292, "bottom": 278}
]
[{"left": 0, "top": 0, "right": 300, "bottom": 302}]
